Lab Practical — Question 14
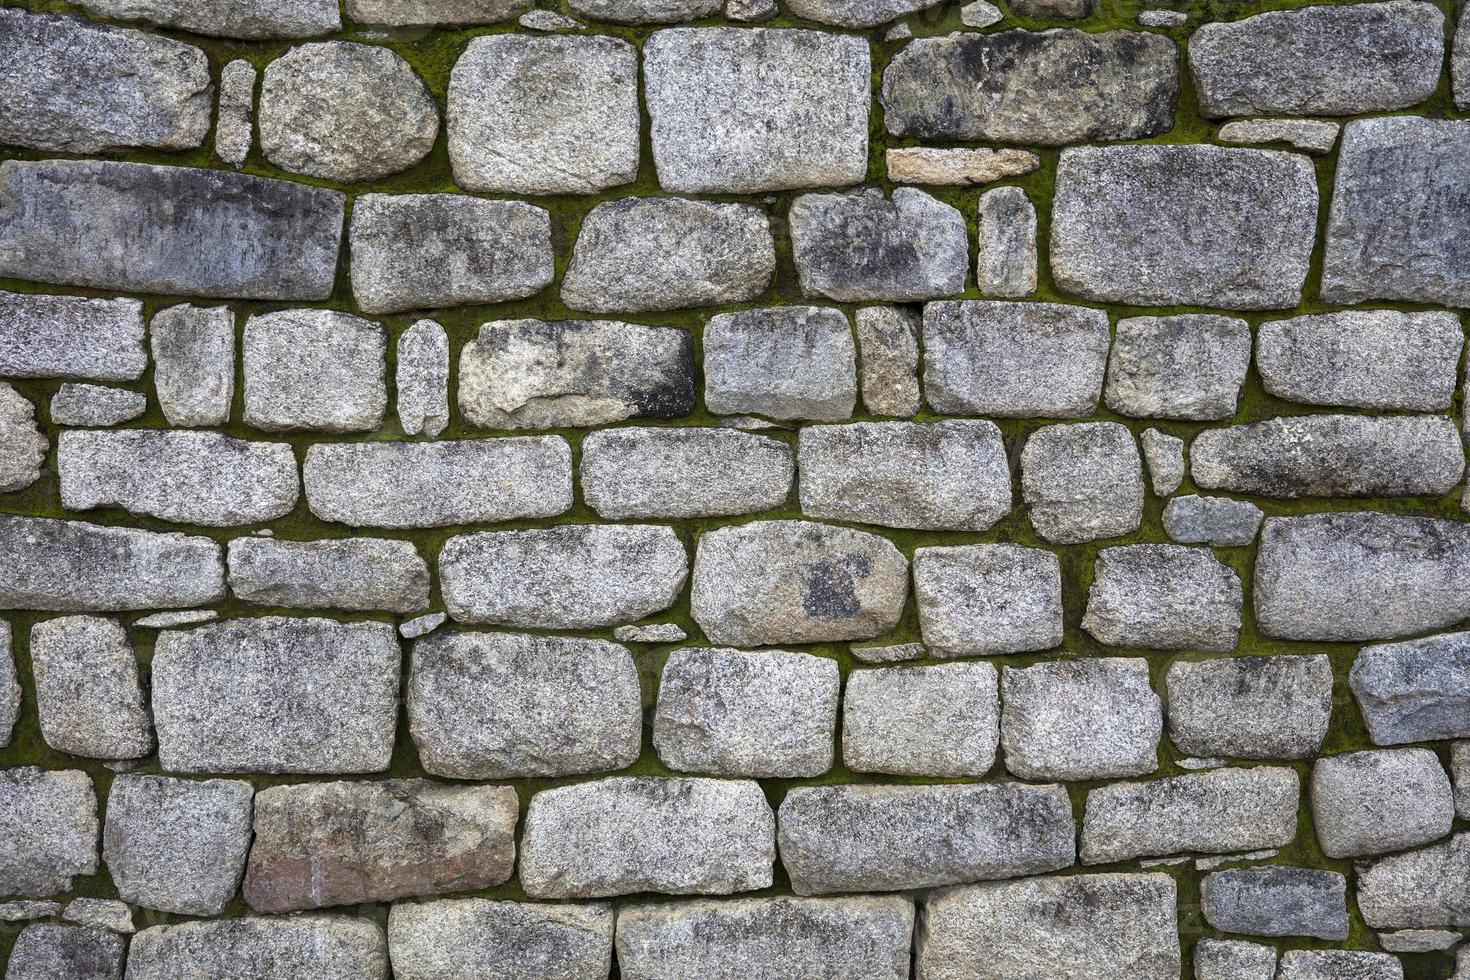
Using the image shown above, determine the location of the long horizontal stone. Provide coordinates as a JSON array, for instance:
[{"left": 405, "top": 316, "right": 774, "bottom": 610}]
[
  {"left": 1277, "top": 951, "right": 1405, "bottom": 980},
  {"left": 786, "top": 0, "right": 940, "bottom": 26},
  {"left": 0, "top": 161, "right": 344, "bottom": 300},
  {"left": 581, "top": 427, "right": 793, "bottom": 520},
  {"left": 0, "top": 291, "right": 145, "bottom": 381},
  {"left": 348, "top": 0, "right": 531, "bottom": 26},
  {"left": 388, "top": 900, "right": 612, "bottom": 980},
  {"left": 1202, "top": 867, "right": 1348, "bottom": 940},
  {"left": 304, "top": 438, "right": 572, "bottom": 528},
  {"left": 227, "top": 537, "right": 429, "bottom": 613},
  {"left": 77, "top": 0, "right": 341, "bottom": 38},
  {"left": 1166, "top": 655, "right": 1334, "bottom": 760},
  {"left": 126, "top": 917, "right": 386, "bottom": 980},
  {"left": 1356, "top": 832, "right": 1470, "bottom": 928},
  {"left": 0, "top": 768, "right": 98, "bottom": 898},
  {"left": 777, "top": 783, "right": 1075, "bottom": 894},
  {"left": 1350, "top": 632, "right": 1470, "bottom": 745}
]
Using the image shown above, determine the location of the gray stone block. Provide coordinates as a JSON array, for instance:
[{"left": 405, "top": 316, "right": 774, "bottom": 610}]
[
  {"left": 1311, "top": 748, "right": 1454, "bottom": 858},
  {"left": 856, "top": 307, "right": 921, "bottom": 418},
  {"left": 50, "top": 384, "right": 145, "bottom": 427},
  {"left": 1083, "top": 544, "right": 1242, "bottom": 652},
  {"left": 1357, "top": 832, "right": 1470, "bottom": 928},
  {"left": 243, "top": 309, "right": 386, "bottom": 433},
  {"left": 976, "top": 186, "right": 1037, "bottom": 297},
  {"left": 704, "top": 307, "right": 856, "bottom": 422},
  {"left": 61, "top": 899, "right": 132, "bottom": 936},
  {"left": 913, "top": 544, "right": 1063, "bottom": 656},
  {"left": 77, "top": 0, "right": 339, "bottom": 38},
  {"left": 227, "top": 537, "right": 429, "bottom": 613},
  {"left": 150, "top": 305, "right": 234, "bottom": 428},
  {"left": 1218, "top": 117, "right": 1339, "bottom": 153},
  {"left": 0, "top": 291, "right": 145, "bottom": 382},
  {"left": 785, "top": 0, "right": 940, "bottom": 25},
  {"left": 1001, "top": 658, "right": 1161, "bottom": 781},
  {"left": 1020, "top": 422, "right": 1144, "bottom": 544},
  {"left": 348, "top": 0, "right": 531, "bottom": 25},
  {"left": 126, "top": 917, "right": 387, "bottom": 980},
  {"left": 0, "top": 768, "right": 97, "bottom": 897},
  {"left": 569, "top": 0, "right": 719, "bottom": 22},
  {"left": 1163, "top": 495, "right": 1264, "bottom": 547},
  {"left": 1140, "top": 429, "right": 1185, "bottom": 496},
  {"left": 1277, "top": 951, "right": 1404, "bottom": 980},
  {"left": 1350, "top": 631, "right": 1470, "bottom": 745},
  {"left": 1201, "top": 866, "right": 1348, "bottom": 939},
  {"left": 388, "top": 900, "right": 612, "bottom": 980},
  {"left": 5, "top": 924, "right": 123, "bottom": 980},
  {"left": 0, "top": 623, "right": 16, "bottom": 748},
  {"left": 1104, "top": 314, "right": 1251, "bottom": 420},
  {"left": 1194, "top": 938, "right": 1277, "bottom": 980},
  {"left": 843, "top": 662, "right": 999, "bottom": 777},
  {"left": 396, "top": 320, "right": 448, "bottom": 438},
  {"left": 1165, "top": 655, "right": 1333, "bottom": 760},
  {"left": 583, "top": 427, "right": 792, "bottom": 520},
  {"left": 30, "top": 616, "right": 151, "bottom": 760},
  {"left": 215, "top": 60, "right": 256, "bottom": 168},
  {"left": 0, "top": 384, "right": 45, "bottom": 493}
]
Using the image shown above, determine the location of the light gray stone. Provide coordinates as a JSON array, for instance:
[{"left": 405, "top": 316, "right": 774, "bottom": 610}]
[
  {"left": 440, "top": 525, "right": 687, "bottom": 629},
  {"left": 1009, "top": 0, "right": 1096, "bottom": 16},
  {"left": 1138, "top": 8, "right": 1186, "bottom": 26},
  {"left": 58, "top": 430, "right": 298, "bottom": 527},
  {"left": 1163, "top": 495, "right": 1263, "bottom": 547},
  {"left": 1358, "top": 832, "right": 1470, "bottom": 928},
  {"left": 350, "top": 194, "right": 552, "bottom": 314},
  {"left": 388, "top": 900, "right": 612, "bottom": 980},
  {"left": 883, "top": 29, "right": 1176, "bottom": 144},
  {"left": 397, "top": 320, "right": 448, "bottom": 438},
  {"left": 1080, "top": 766, "right": 1300, "bottom": 864},
  {"left": 1379, "top": 929, "right": 1462, "bottom": 952},
  {"left": 1053, "top": 145, "right": 1318, "bottom": 309},
  {"left": 582, "top": 427, "right": 793, "bottom": 520},
  {"left": 704, "top": 307, "right": 856, "bottom": 422},
  {"left": 0, "top": 9, "right": 211, "bottom": 154},
  {"left": 227, "top": 537, "right": 428, "bottom": 613},
  {"left": 654, "top": 647, "right": 839, "bottom": 778},
  {"left": 399, "top": 613, "right": 445, "bottom": 640},
  {"left": 30, "top": 616, "right": 151, "bottom": 760},
  {"left": 0, "top": 902, "right": 60, "bottom": 923},
  {"left": 243, "top": 309, "right": 386, "bottom": 433},
  {"left": 1311, "top": 748, "right": 1454, "bottom": 859},
  {"left": 151, "top": 617, "right": 400, "bottom": 774},
  {"left": 728, "top": 0, "right": 778, "bottom": 20},
  {"left": 645, "top": 28, "right": 868, "bottom": 193},
  {"left": 779, "top": 782, "right": 1074, "bottom": 895},
  {"left": 1140, "top": 429, "right": 1185, "bottom": 496},
  {"left": 1458, "top": 14, "right": 1470, "bottom": 110},
  {"left": 917, "top": 874, "right": 1180, "bottom": 980},
  {"left": 305, "top": 438, "right": 572, "bottom": 528},
  {"left": 0, "top": 623, "right": 16, "bottom": 748},
  {"left": 76, "top": 0, "right": 340, "bottom": 38},
  {"left": 887, "top": 147, "right": 1039, "bottom": 186},
  {"left": 790, "top": 189, "right": 968, "bottom": 302},
  {"left": 0, "top": 515, "right": 224, "bottom": 612},
  {"left": 850, "top": 641, "right": 927, "bottom": 664},
  {"left": 519, "top": 9, "right": 585, "bottom": 29},
  {"left": 856, "top": 306, "right": 921, "bottom": 418},
  {"left": 0, "top": 384, "right": 45, "bottom": 493},
  {"left": 913, "top": 544, "right": 1062, "bottom": 656},
  {"left": 0, "top": 160, "right": 344, "bottom": 300},
  {"left": 347, "top": 0, "right": 531, "bottom": 25},
  {"left": 568, "top": 0, "right": 719, "bottom": 21},
  {"left": 0, "top": 291, "right": 145, "bottom": 381},
  {"left": 1351, "top": 631, "right": 1470, "bottom": 745},
  {"left": 0, "top": 768, "right": 97, "bottom": 897},
  {"left": 215, "top": 60, "right": 256, "bottom": 168},
  {"left": 1083, "top": 544, "right": 1242, "bottom": 652},
  {"left": 1456, "top": 742, "right": 1470, "bottom": 820},
  {"left": 5, "top": 924, "right": 123, "bottom": 980},
  {"left": 459, "top": 319, "right": 695, "bottom": 429},
  {"left": 407, "top": 631, "right": 640, "bottom": 779},
  {"left": 519, "top": 777, "right": 774, "bottom": 898},
  {"left": 614, "top": 623, "right": 686, "bottom": 644},
  {"left": 1189, "top": 2, "right": 1443, "bottom": 117},
  {"left": 1001, "top": 658, "right": 1161, "bottom": 781},
  {"left": 1277, "top": 951, "right": 1404, "bottom": 980},
  {"left": 103, "top": 774, "right": 253, "bottom": 917},
  {"left": 691, "top": 520, "right": 908, "bottom": 646},
  {"left": 1218, "top": 117, "right": 1339, "bottom": 154},
  {"left": 126, "top": 917, "right": 388, "bottom": 980},
  {"left": 1255, "top": 513, "right": 1470, "bottom": 641},
  {"left": 1104, "top": 314, "right": 1251, "bottom": 420},
  {"left": 133, "top": 610, "right": 216, "bottom": 629},
  {"left": 616, "top": 896, "right": 913, "bottom": 980},
  {"left": 1194, "top": 938, "right": 1277, "bottom": 980},
  {"left": 50, "top": 384, "right": 145, "bottom": 427},
  {"left": 976, "top": 186, "right": 1037, "bottom": 298},
  {"left": 844, "top": 662, "right": 999, "bottom": 777},
  {"left": 785, "top": 0, "right": 940, "bottom": 25},
  {"left": 260, "top": 42, "right": 438, "bottom": 182},
  {"left": 150, "top": 305, "right": 234, "bottom": 428},
  {"left": 1166, "top": 655, "right": 1333, "bottom": 760},
  {"left": 961, "top": 0, "right": 1003, "bottom": 25},
  {"left": 1021, "top": 421, "right": 1143, "bottom": 544},
  {"left": 1202, "top": 866, "right": 1347, "bottom": 939},
  {"left": 63, "top": 898, "right": 133, "bottom": 935}
]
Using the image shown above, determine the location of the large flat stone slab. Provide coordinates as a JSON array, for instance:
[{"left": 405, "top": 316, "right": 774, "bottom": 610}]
[
  {"left": 1020, "top": 422, "right": 1143, "bottom": 544},
  {"left": 1357, "top": 832, "right": 1470, "bottom": 929},
  {"left": 1166, "top": 655, "right": 1333, "bottom": 760},
  {"left": 844, "top": 662, "right": 999, "bottom": 777},
  {"left": 1103, "top": 314, "right": 1252, "bottom": 420},
  {"left": 76, "top": 0, "right": 341, "bottom": 38},
  {"left": 703, "top": 307, "right": 856, "bottom": 422},
  {"left": 1201, "top": 866, "right": 1348, "bottom": 940},
  {"left": 6, "top": 923, "right": 123, "bottom": 980},
  {"left": 0, "top": 291, "right": 145, "bottom": 381},
  {"left": 1083, "top": 544, "right": 1242, "bottom": 652},
  {"left": 348, "top": 0, "right": 531, "bottom": 25},
  {"left": 127, "top": 917, "right": 386, "bottom": 980},
  {"left": 1311, "top": 748, "right": 1454, "bottom": 858},
  {"left": 388, "top": 900, "right": 612, "bottom": 980}
]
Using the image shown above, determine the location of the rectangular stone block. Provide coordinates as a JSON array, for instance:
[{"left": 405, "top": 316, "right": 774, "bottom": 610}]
[
  {"left": 0, "top": 291, "right": 145, "bottom": 381},
  {"left": 0, "top": 768, "right": 98, "bottom": 898},
  {"left": 126, "top": 917, "right": 386, "bottom": 980},
  {"left": 388, "top": 900, "right": 611, "bottom": 980},
  {"left": 227, "top": 537, "right": 429, "bottom": 613}
]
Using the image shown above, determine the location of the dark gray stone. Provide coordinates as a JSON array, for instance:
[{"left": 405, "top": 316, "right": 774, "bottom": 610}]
[
  {"left": 150, "top": 305, "right": 234, "bottom": 428},
  {"left": 0, "top": 768, "right": 97, "bottom": 897},
  {"left": 49, "top": 384, "right": 145, "bottom": 427},
  {"left": 1020, "top": 422, "right": 1144, "bottom": 544},
  {"left": 60, "top": 900, "right": 132, "bottom": 936},
  {"left": 1001, "top": 658, "right": 1162, "bottom": 781},
  {"left": 29, "top": 616, "right": 151, "bottom": 760},
  {"left": 1201, "top": 867, "right": 1348, "bottom": 939},
  {"left": 5, "top": 924, "right": 123, "bottom": 980},
  {"left": 569, "top": 0, "right": 719, "bottom": 22},
  {"left": 388, "top": 900, "right": 612, "bottom": 980},
  {"left": 1163, "top": 495, "right": 1264, "bottom": 548},
  {"left": 0, "top": 291, "right": 145, "bottom": 381},
  {"left": 76, "top": 0, "right": 340, "bottom": 38},
  {"left": 913, "top": 544, "right": 1063, "bottom": 656},
  {"left": 227, "top": 537, "right": 429, "bottom": 613},
  {"left": 1166, "top": 655, "right": 1333, "bottom": 760},
  {"left": 126, "top": 917, "right": 388, "bottom": 980},
  {"left": 704, "top": 307, "right": 856, "bottom": 422},
  {"left": 348, "top": 0, "right": 532, "bottom": 25},
  {"left": 1311, "top": 748, "right": 1454, "bottom": 858},
  {"left": 843, "top": 662, "right": 999, "bottom": 777},
  {"left": 582, "top": 427, "right": 793, "bottom": 520},
  {"left": 1194, "top": 938, "right": 1277, "bottom": 980},
  {"left": 1104, "top": 314, "right": 1252, "bottom": 420},
  {"left": 1350, "top": 632, "right": 1470, "bottom": 745},
  {"left": 243, "top": 309, "right": 386, "bottom": 433},
  {"left": 1083, "top": 544, "right": 1242, "bottom": 652}
]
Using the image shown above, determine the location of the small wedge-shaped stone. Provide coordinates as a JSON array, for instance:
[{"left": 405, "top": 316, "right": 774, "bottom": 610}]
[
  {"left": 691, "top": 520, "right": 908, "bottom": 646},
  {"left": 0, "top": 515, "right": 224, "bottom": 612},
  {"left": 1140, "top": 429, "right": 1185, "bottom": 496},
  {"left": 150, "top": 305, "right": 234, "bottom": 428},
  {"left": 704, "top": 307, "right": 856, "bottom": 422},
  {"left": 913, "top": 544, "right": 1063, "bottom": 656},
  {"left": 152, "top": 617, "right": 400, "bottom": 774},
  {"left": 1163, "top": 495, "right": 1264, "bottom": 548},
  {"left": 1001, "top": 658, "right": 1162, "bottom": 781},
  {"left": 0, "top": 292, "right": 145, "bottom": 381},
  {"left": 520, "top": 777, "right": 775, "bottom": 898},
  {"left": 1104, "top": 314, "right": 1252, "bottom": 420},
  {"left": 1311, "top": 749, "right": 1454, "bottom": 859},
  {"left": 50, "top": 384, "right": 145, "bottom": 427},
  {"left": 58, "top": 430, "right": 299, "bottom": 527},
  {"left": 883, "top": 30, "right": 1177, "bottom": 144},
  {"left": 0, "top": 9, "right": 211, "bottom": 153},
  {"left": 562, "top": 198, "right": 775, "bottom": 313},
  {"left": 30, "top": 616, "right": 151, "bottom": 760},
  {"left": 215, "top": 60, "right": 255, "bottom": 167},
  {"left": 244, "top": 309, "right": 386, "bottom": 433},
  {"left": 1166, "top": 655, "right": 1333, "bottom": 760},
  {"left": 1052, "top": 145, "right": 1317, "bottom": 309},
  {"left": 1083, "top": 544, "right": 1243, "bottom": 652},
  {"left": 1021, "top": 422, "right": 1143, "bottom": 544},
  {"left": 1189, "top": 2, "right": 1443, "bottom": 117},
  {"left": 127, "top": 917, "right": 386, "bottom": 980},
  {"left": 0, "top": 384, "right": 45, "bottom": 493},
  {"left": 856, "top": 307, "right": 921, "bottom": 418},
  {"left": 617, "top": 896, "right": 913, "bottom": 980},
  {"left": 645, "top": 28, "right": 869, "bottom": 193},
  {"left": 1278, "top": 951, "right": 1405, "bottom": 980},
  {"left": 0, "top": 768, "right": 98, "bottom": 897},
  {"left": 923, "top": 301, "right": 1110, "bottom": 418},
  {"left": 0, "top": 161, "right": 344, "bottom": 300},
  {"left": 1080, "top": 766, "right": 1299, "bottom": 864},
  {"left": 460, "top": 319, "right": 695, "bottom": 429},
  {"left": 348, "top": 0, "right": 532, "bottom": 25},
  {"left": 785, "top": 0, "right": 940, "bottom": 25},
  {"left": 6, "top": 923, "right": 123, "bottom": 980},
  {"left": 407, "top": 631, "right": 641, "bottom": 779},
  {"left": 1357, "top": 832, "right": 1470, "bottom": 928},
  {"left": 389, "top": 900, "right": 611, "bottom": 980},
  {"left": 441, "top": 525, "right": 687, "bottom": 629},
  {"left": 228, "top": 537, "right": 429, "bottom": 613},
  {"left": 583, "top": 427, "right": 792, "bottom": 519},
  {"left": 1255, "top": 513, "right": 1470, "bottom": 641},
  {"left": 918, "top": 874, "right": 1180, "bottom": 980},
  {"left": 396, "top": 320, "right": 448, "bottom": 438},
  {"left": 1218, "top": 117, "right": 1340, "bottom": 154},
  {"left": 1192, "top": 415, "right": 1464, "bottom": 498},
  {"left": 62, "top": 898, "right": 131, "bottom": 935},
  {"left": 1202, "top": 867, "right": 1348, "bottom": 939},
  {"left": 1350, "top": 632, "right": 1470, "bottom": 745},
  {"left": 888, "top": 147, "right": 1040, "bottom": 186},
  {"left": 77, "top": 0, "right": 340, "bottom": 38},
  {"left": 844, "top": 662, "right": 999, "bottom": 777},
  {"left": 244, "top": 780, "right": 517, "bottom": 913},
  {"left": 779, "top": 783, "right": 1074, "bottom": 895},
  {"left": 798, "top": 421, "right": 1011, "bottom": 531}
]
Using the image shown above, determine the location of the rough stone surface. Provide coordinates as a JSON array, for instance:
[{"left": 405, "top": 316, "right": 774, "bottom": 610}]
[
  {"left": 975, "top": 186, "right": 1037, "bottom": 298},
  {"left": 1195, "top": 939, "right": 1277, "bottom": 980},
  {"left": 0, "top": 291, "right": 145, "bottom": 382},
  {"left": 5, "top": 923, "right": 123, "bottom": 980},
  {"left": 1021, "top": 422, "right": 1144, "bottom": 544},
  {"left": 1202, "top": 866, "right": 1348, "bottom": 940},
  {"left": 1218, "top": 117, "right": 1340, "bottom": 154},
  {"left": 243, "top": 309, "right": 387, "bottom": 433},
  {"left": 1357, "top": 832, "right": 1470, "bottom": 928},
  {"left": 1140, "top": 429, "right": 1185, "bottom": 496},
  {"left": 913, "top": 544, "right": 1063, "bottom": 656},
  {"left": 348, "top": 0, "right": 531, "bottom": 25},
  {"left": 215, "top": 60, "right": 256, "bottom": 168},
  {"left": 1378, "top": 930, "right": 1460, "bottom": 953},
  {"left": 1277, "top": 951, "right": 1405, "bottom": 980},
  {"left": 1458, "top": 15, "right": 1470, "bottom": 110},
  {"left": 29, "top": 615, "right": 151, "bottom": 760},
  {"left": 704, "top": 307, "right": 856, "bottom": 422},
  {"left": 1456, "top": 742, "right": 1470, "bottom": 820},
  {"left": 1311, "top": 748, "right": 1454, "bottom": 859},
  {"left": 843, "top": 662, "right": 999, "bottom": 777},
  {"left": 520, "top": 9, "right": 585, "bottom": 29},
  {"left": 126, "top": 917, "right": 388, "bottom": 980},
  {"left": 783, "top": 0, "right": 940, "bottom": 25},
  {"left": 76, "top": 0, "right": 340, "bottom": 38},
  {"left": 388, "top": 900, "right": 612, "bottom": 980},
  {"left": 0, "top": 768, "right": 97, "bottom": 897},
  {"left": 1083, "top": 544, "right": 1242, "bottom": 651},
  {"left": 1001, "top": 658, "right": 1161, "bottom": 781},
  {"left": 50, "top": 384, "right": 146, "bottom": 427},
  {"left": 396, "top": 320, "right": 448, "bottom": 438},
  {"left": 1104, "top": 314, "right": 1251, "bottom": 420},
  {"left": 855, "top": 306, "right": 920, "bottom": 417},
  {"left": 583, "top": 427, "right": 792, "bottom": 520},
  {"left": 1137, "top": 8, "right": 1185, "bottom": 27},
  {"left": 150, "top": 305, "right": 234, "bottom": 428},
  {"left": 0, "top": 384, "right": 46, "bottom": 493},
  {"left": 227, "top": 537, "right": 429, "bottom": 613},
  {"left": 614, "top": 623, "right": 686, "bottom": 644},
  {"left": 1164, "top": 495, "right": 1263, "bottom": 547},
  {"left": 1166, "top": 655, "right": 1333, "bottom": 760},
  {"left": 1351, "top": 632, "right": 1470, "bottom": 745},
  {"left": 62, "top": 898, "right": 132, "bottom": 934},
  {"left": 0, "top": 901, "right": 60, "bottom": 922},
  {"left": 887, "top": 147, "right": 1039, "bottom": 186},
  {"left": 0, "top": 624, "right": 16, "bottom": 748}
]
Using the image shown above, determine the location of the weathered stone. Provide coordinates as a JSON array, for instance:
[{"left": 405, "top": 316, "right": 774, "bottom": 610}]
[
  {"left": 582, "top": 427, "right": 792, "bottom": 520},
  {"left": 882, "top": 30, "right": 1177, "bottom": 144},
  {"left": 844, "top": 662, "right": 998, "bottom": 777},
  {"left": 0, "top": 515, "right": 224, "bottom": 612},
  {"left": 922, "top": 300, "right": 1110, "bottom": 418},
  {"left": 918, "top": 874, "right": 1180, "bottom": 980},
  {"left": 691, "top": 520, "right": 907, "bottom": 646},
  {"left": 850, "top": 641, "right": 926, "bottom": 664},
  {"left": 305, "top": 438, "right": 572, "bottom": 528},
  {"left": 1009, "top": 0, "right": 1096, "bottom": 15},
  {"left": 1001, "top": 658, "right": 1161, "bottom": 781},
  {"left": 243, "top": 309, "right": 386, "bottom": 433},
  {"left": 58, "top": 430, "right": 299, "bottom": 527},
  {"left": 614, "top": 623, "right": 686, "bottom": 644},
  {"left": 1202, "top": 867, "right": 1347, "bottom": 939},
  {"left": 76, "top": 0, "right": 340, "bottom": 38},
  {"left": 1351, "top": 631, "right": 1470, "bottom": 744},
  {"left": 856, "top": 307, "right": 921, "bottom": 418},
  {"left": 789, "top": 189, "right": 967, "bottom": 302},
  {"left": 0, "top": 768, "right": 97, "bottom": 897},
  {"left": 407, "top": 631, "right": 640, "bottom": 779},
  {"left": 350, "top": 194, "right": 552, "bottom": 315},
  {"left": 150, "top": 305, "right": 234, "bottom": 428},
  {"left": 976, "top": 186, "right": 1037, "bottom": 298},
  {"left": 520, "top": 777, "right": 774, "bottom": 898},
  {"left": 1255, "top": 513, "right": 1470, "bottom": 642},
  {"left": 563, "top": 198, "right": 774, "bottom": 313},
  {"left": 1458, "top": 15, "right": 1470, "bottom": 111},
  {"left": 1379, "top": 930, "right": 1460, "bottom": 953},
  {"left": 886, "top": 147, "right": 1039, "bottom": 186},
  {"left": 1021, "top": 422, "right": 1143, "bottom": 544},
  {"left": 0, "top": 291, "right": 145, "bottom": 382},
  {"left": 1311, "top": 748, "right": 1453, "bottom": 859},
  {"left": 779, "top": 782, "right": 1073, "bottom": 895},
  {"left": 1194, "top": 938, "right": 1277, "bottom": 980},
  {"left": 1080, "top": 766, "right": 1299, "bottom": 864},
  {"left": 50, "top": 385, "right": 145, "bottom": 427},
  {"left": 388, "top": 900, "right": 612, "bottom": 980},
  {"left": 1163, "top": 495, "right": 1263, "bottom": 548},
  {"left": 1166, "top": 655, "right": 1333, "bottom": 760},
  {"left": 704, "top": 307, "right": 856, "bottom": 422},
  {"left": 1104, "top": 314, "right": 1251, "bottom": 420},
  {"left": 1140, "top": 429, "right": 1185, "bottom": 497},
  {"left": 459, "top": 319, "right": 695, "bottom": 429},
  {"left": 728, "top": 0, "right": 778, "bottom": 20},
  {"left": 441, "top": 525, "right": 686, "bottom": 629},
  {"left": 617, "top": 896, "right": 913, "bottom": 980},
  {"left": 0, "top": 384, "right": 45, "bottom": 493},
  {"left": 104, "top": 774, "right": 253, "bottom": 916},
  {"left": 0, "top": 623, "right": 16, "bottom": 748},
  {"left": 126, "top": 917, "right": 388, "bottom": 980},
  {"left": 29, "top": 616, "right": 150, "bottom": 760},
  {"left": 1456, "top": 742, "right": 1470, "bottom": 819},
  {"left": 1083, "top": 544, "right": 1241, "bottom": 652},
  {"left": 655, "top": 647, "right": 838, "bottom": 778},
  {"left": 1277, "top": 951, "right": 1405, "bottom": 980},
  {"left": 392, "top": 320, "right": 450, "bottom": 439},
  {"left": 260, "top": 42, "right": 437, "bottom": 182},
  {"left": 63, "top": 898, "right": 132, "bottom": 935},
  {"left": 913, "top": 544, "right": 1062, "bottom": 656},
  {"left": 152, "top": 617, "right": 399, "bottom": 774},
  {"left": 1052, "top": 145, "right": 1317, "bottom": 309},
  {"left": 1189, "top": 2, "right": 1443, "bottom": 117},
  {"left": 645, "top": 28, "right": 868, "bottom": 193},
  {"left": 520, "top": 9, "right": 585, "bottom": 29},
  {"left": 399, "top": 613, "right": 445, "bottom": 640},
  {"left": 0, "top": 160, "right": 344, "bottom": 300},
  {"left": 1138, "top": 8, "right": 1186, "bottom": 26},
  {"left": 134, "top": 610, "right": 217, "bottom": 629},
  {"left": 1358, "top": 832, "right": 1470, "bottom": 928},
  {"left": 215, "top": 60, "right": 256, "bottom": 168},
  {"left": 227, "top": 537, "right": 428, "bottom": 613},
  {"left": 5, "top": 924, "right": 123, "bottom": 980},
  {"left": 1218, "top": 118, "right": 1340, "bottom": 154},
  {"left": 1322, "top": 117, "right": 1470, "bottom": 306},
  {"left": 567, "top": 0, "right": 718, "bottom": 21},
  {"left": 783, "top": 0, "right": 939, "bottom": 25},
  {"left": 0, "top": 902, "right": 59, "bottom": 922},
  {"left": 961, "top": 0, "right": 1003, "bottom": 26},
  {"left": 347, "top": 0, "right": 531, "bottom": 25}
]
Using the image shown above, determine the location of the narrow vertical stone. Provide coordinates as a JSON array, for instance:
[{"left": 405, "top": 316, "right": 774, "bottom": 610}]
[
  {"left": 215, "top": 60, "right": 257, "bottom": 169},
  {"left": 855, "top": 307, "right": 921, "bottom": 417},
  {"left": 976, "top": 186, "right": 1037, "bottom": 298},
  {"left": 396, "top": 320, "right": 449, "bottom": 438},
  {"left": 150, "top": 305, "right": 235, "bottom": 428}
]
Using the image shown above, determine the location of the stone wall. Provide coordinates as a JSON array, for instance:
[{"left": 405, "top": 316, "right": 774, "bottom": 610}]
[{"left": 0, "top": 0, "right": 1467, "bottom": 976}]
